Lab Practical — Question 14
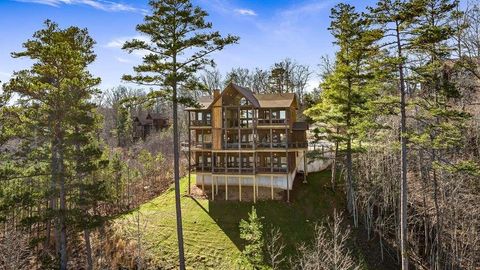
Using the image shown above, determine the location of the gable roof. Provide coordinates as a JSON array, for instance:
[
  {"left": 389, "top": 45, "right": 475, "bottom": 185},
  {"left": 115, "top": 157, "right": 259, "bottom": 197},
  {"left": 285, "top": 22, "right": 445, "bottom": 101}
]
[
  {"left": 185, "top": 95, "right": 214, "bottom": 110},
  {"left": 206, "top": 83, "right": 260, "bottom": 109},
  {"left": 254, "top": 93, "right": 296, "bottom": 108},
  {"left": 187, "top": 83, "right": 298, "bottom": 110},
  {"left": 230, "top": 83, "right": 261, "bottom": 108}
]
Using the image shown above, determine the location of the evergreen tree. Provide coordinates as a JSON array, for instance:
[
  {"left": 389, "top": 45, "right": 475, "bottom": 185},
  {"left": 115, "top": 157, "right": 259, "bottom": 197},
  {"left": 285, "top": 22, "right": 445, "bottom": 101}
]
[
  {"left": 2, "top": 20, "right": 103, "bottom": 269},
  {"left": 305, "top": 4, "right": 382, "bottom": 224},
  {"left": 408, "top": 0, "right": 474, "bottom": 267},
  {"left": 368, "top": 1, "right": 425, "bottom": 268},
  {"left": 239, "top": 206, "right": 265, "bottom": 269},
  {"left": 122, "top": 1, "right": 238, "bottom": 268}
]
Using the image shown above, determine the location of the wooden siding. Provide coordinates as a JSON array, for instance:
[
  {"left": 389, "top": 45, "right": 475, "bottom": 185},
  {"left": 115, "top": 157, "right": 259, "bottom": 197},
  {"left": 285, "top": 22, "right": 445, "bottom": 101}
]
[{"left": 212, "top": 96, "right": 223, "bottom": 150}]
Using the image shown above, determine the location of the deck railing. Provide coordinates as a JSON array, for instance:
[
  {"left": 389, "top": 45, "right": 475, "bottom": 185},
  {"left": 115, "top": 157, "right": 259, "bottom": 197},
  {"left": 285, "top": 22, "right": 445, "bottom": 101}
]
[
  {"left": 190, "top": 119, "right": 212, "bottom": 126},
  {"left": 224, "top": 142, "right": 255, "bottom": 149},
  {"left": 257, "top": 118, "right": 288, "bottom": 125},
  {"left": 193, "top": 165, "right": 289, "bottom": 174},
  {"left": 191, "top": 141, "right": 212, "bottom": 149}
]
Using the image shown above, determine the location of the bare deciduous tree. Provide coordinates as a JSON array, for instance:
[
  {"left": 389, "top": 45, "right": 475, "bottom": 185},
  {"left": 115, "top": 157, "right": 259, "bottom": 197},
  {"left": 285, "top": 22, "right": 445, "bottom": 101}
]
[
  {"left": 200, "top": 68, "right": 223, "bottom": 95},
  {"left": 265, "top": 227, "right": 286, "bottom": 270},
  {"left": 294, "top": 211, "right": 360, "bottom": 270},
  {"left": 0, "top": 230, "right": 33, "bottom": 270}
]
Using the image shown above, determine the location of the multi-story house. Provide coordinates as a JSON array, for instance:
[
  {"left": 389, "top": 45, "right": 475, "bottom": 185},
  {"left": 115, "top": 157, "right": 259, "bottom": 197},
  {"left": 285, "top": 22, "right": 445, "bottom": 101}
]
[{"left": 187, "top": 83, "right": 309, "bottom": 202}]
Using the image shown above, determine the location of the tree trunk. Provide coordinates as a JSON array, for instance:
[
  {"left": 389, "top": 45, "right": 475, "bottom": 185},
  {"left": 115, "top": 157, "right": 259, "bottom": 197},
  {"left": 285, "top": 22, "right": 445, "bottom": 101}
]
[
  {"left": 84, "top": 228, "right": 93, "bottom": 270},
  {"left": 51, "top": 138, "right": 62, "bottom": 262},
  {"left": 58, "top": 142, "right": 68, "bottom": 270},
  {"left": 331, "top": 137, "right": 339, "bottom": 191},
  {"left": 345, "top": 75, "right": 355, "bottom": 225},
  {"left": 172, "top": 55, "right": 186, "bottom": 270},
  {"left": 396, "top": 21, "right": 409, "bottom": 270},
  {"left": 346, "top": 137, "right": 354, "bottom": 215}
]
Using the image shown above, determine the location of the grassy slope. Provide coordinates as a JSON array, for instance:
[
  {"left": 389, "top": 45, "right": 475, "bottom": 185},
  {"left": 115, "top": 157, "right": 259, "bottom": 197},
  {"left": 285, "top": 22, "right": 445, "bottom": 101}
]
[{"left": 115, "top": 171, "right": 372, "bottom": 269}]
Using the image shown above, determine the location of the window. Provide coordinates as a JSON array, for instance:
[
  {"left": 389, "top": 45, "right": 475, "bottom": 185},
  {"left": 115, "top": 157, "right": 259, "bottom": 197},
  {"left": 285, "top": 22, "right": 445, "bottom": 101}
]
[
  {"left": 281, "top": 156, "right": 287, "bottom": 168},
  {"left": 271, "top": 110, "right": 286, "bottom": 119},
  {"left": 241, "top": 133, "right": 253, "bottom": 143},
  {"left": 204, "top": 133, "right": 212, "bottom": 142},
  {"left": 227, "top": 155, "right": 239, "bottom": 167},
  {"left": 215, "top": 155, "right": 225, "bottom": 167},
  {"left": 241, "top": 156, "right": 253, "bottom": 168},
  {"left": 196, "top": 112, "right": 203, "bottom": 121},
  {"left": 272, "top": 133, "right": 280, "bottom": 143},
  {"left": 265, "top": 156, "right": 271, "bottom": 167},
  {"left": 240, "top": 97, "right": 249, "bottom": 106}
]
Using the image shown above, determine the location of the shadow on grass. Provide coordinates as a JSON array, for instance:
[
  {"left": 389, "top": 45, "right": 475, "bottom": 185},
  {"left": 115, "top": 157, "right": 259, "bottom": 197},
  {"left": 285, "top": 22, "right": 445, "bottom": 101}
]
[{"left": 202, "top": 170, "right": 345, "bottom": 256}]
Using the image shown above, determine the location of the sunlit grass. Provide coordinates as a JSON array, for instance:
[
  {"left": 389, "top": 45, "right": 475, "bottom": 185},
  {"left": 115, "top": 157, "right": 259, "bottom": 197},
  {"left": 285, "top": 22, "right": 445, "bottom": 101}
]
[{"left": 116, "top": 171, "right": 344, "bottom": 269}]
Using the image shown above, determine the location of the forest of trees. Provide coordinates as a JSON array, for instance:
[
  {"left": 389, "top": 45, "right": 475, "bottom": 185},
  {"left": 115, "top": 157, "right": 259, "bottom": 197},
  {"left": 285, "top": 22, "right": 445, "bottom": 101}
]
[
  {"left": 306, "top": 1, "right": 480, "bottom": 269},
  {"left": 0, "top": 0, "right": 479, "bottom": 269}
]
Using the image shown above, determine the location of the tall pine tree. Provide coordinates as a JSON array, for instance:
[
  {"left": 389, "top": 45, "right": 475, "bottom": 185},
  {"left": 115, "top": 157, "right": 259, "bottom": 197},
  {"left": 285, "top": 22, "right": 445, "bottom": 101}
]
[
  {"left": 2, "top": 20, "right": 103, "bottom": 269},
  {"left": 369, "top": 1, "right": 426, "bottom": 268},
  {"left": 409, "top": 0, "right": 474, "bottom": 267},
  {"left": 122, "top": 1, "right": 238, "bottom": 268},
  {"left": 305, "top": 3, "right": 382, "bottom": 225}
]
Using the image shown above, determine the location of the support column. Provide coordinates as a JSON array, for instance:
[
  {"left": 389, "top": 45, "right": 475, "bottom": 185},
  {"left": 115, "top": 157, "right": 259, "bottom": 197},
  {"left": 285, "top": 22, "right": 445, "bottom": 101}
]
[
  {"left": 212, "top": 175, "right": 215, "bottom": 200},
  {"left": 287, "top": 173, "right": 290, "bottom": 203},
  {"left": 271, "top": 175, "right": 274, "bottom": 200},
  {"left": 215, "top": 175, "right": 218, "bottom": 195},
  {"left": 253, "top": 176, "right": 256, "bottom": 203},
  {"left": 239, "top": 177, "right": 242, "bottom": 202},
  {"left": 270, "top": 128, "right": 273, "bottom": 149},
  {"left": 225, "top": 176, "right": 228, "bottom": 200},
  {"left": 303, "top": 150, "right": 308, "bottom": 183},
  {"left": 188, "top": 113, "right": 191, "bottom": 195},
  {"left": 202, "top": 174, "right": 205, "bottom": 192}
]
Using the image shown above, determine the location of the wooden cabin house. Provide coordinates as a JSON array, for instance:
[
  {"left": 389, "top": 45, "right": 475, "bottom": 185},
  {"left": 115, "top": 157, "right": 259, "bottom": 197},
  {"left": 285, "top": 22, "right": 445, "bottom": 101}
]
[
  {"left": 133, "top": 112, "right": 169, "bottom": 140},
  {"left": 187, "top": 83, "right": 309, "bottom": 202}
]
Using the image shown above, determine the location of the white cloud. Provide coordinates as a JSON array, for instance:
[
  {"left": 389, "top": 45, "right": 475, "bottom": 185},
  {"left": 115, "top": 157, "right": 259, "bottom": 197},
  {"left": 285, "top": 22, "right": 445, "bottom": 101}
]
[
  {"left": 115, "top": 57, "right": 131, "bottom": 63},
  {"left": 105, "top": 35, "right": 149, "bottom": 49},
  {"left": 15, "top": 0, "right": 148, "bottom": 14},
  {"left": 105, "top": 36, "right": 151, "bottom": 58},
  {"left": 234, "top": 8, "right": 257, "bottom": 16}
]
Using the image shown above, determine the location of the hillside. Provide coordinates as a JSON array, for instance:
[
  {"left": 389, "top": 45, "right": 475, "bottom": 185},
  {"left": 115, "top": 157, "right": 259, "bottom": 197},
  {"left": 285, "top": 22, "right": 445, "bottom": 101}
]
[{"left": 113, "top": 171, "right": 398, "bottom": 269}]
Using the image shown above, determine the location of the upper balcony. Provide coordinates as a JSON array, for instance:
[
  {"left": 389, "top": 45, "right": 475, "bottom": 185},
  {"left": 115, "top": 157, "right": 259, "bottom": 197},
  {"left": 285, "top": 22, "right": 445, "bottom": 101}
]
[
  {"left": 190, "top": 111, "right": 212, "bottom": 127},
  {"left": 257, "top": 108, "right": 289, "bottom": 127}
]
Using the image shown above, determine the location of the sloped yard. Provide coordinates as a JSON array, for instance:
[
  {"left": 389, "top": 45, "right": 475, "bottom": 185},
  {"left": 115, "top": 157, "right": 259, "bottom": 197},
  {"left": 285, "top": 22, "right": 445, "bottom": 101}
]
[{"left": 114, "top": 171, "right": 394, "bottom": 269}]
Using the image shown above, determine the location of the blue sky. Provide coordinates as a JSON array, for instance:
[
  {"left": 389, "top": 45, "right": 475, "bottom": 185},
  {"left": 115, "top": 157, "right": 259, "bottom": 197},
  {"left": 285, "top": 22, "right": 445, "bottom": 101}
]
[{"left": 0, "top": 0, "right": 378, "bottom": 91}]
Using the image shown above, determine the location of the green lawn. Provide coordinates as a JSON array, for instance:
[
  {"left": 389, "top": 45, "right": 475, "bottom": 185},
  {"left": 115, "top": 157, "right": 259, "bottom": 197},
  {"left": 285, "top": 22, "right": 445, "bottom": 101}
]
[{"left": 115, "top": 171, "right": 349, "bottom": 269}]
